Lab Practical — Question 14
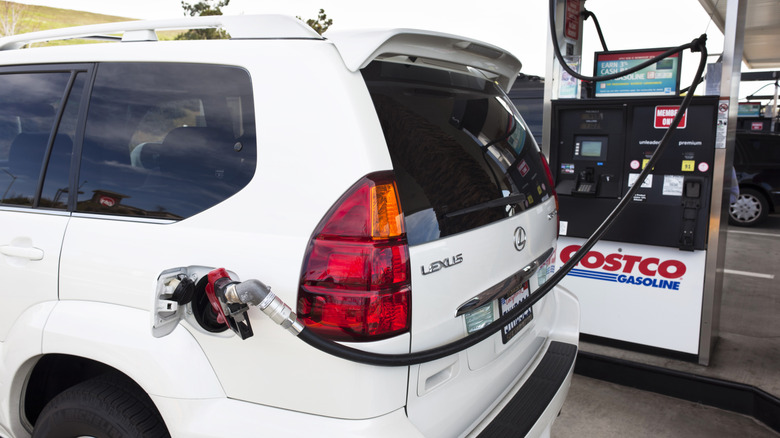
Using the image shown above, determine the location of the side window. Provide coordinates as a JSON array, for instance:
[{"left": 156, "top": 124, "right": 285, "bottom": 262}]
[
  {"left": 77, "top": 63, "right": 256, "bottom": 219},
  {"left": 758, "top": 134, "right": 780, "bottom": 165},
  {"left": 0, "top": 72, "right": 72, "bottom": 207},
  {"left": 740, "top": 134, "right": 780, "bottom": 166}
]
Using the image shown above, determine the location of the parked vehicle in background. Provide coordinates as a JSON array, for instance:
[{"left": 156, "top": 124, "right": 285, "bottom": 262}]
[
  {"left": 730, "top": 130, "right": 780, "bottom": 226},
  {"left": 508, "top": 73, "right": 545, "bottom": 143}
]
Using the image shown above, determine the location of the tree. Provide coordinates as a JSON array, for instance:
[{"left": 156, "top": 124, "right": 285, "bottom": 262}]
[
  {"left": 181, "top": 0, "right": 229, "bottom": 17},
  {"left": 299, "top": 9, "right": 332, "bottom": 35},
  {"left": 0, "top": 1, "right": 30, "bottom": 36},
  {"left": 176, "top": 0, "right": 230, "bottom": 40}
]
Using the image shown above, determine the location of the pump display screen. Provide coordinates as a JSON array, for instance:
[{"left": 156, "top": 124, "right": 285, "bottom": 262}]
[
  {"left": 573, "top": 136, "right": 608, "bottom": 161},
  {"left": 581, "top": 141, "right": 602, "bottom": 157}
]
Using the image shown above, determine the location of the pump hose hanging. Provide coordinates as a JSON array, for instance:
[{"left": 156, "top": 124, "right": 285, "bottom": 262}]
[
  {"left": 214, "top": 1, "right": 710, "bottom": 367},
  {"left": 581, "top": 9, "right": 609, "bottom": 52}
]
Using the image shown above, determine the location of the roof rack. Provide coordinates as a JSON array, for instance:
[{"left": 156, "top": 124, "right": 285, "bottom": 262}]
[{"left": 0, "top": 14, "right": 322, "bottom": 51}]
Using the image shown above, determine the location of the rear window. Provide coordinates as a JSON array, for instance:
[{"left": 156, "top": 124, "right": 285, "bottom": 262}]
[{"left": 362, "top": 61, "right": 553, "bottom": 245}]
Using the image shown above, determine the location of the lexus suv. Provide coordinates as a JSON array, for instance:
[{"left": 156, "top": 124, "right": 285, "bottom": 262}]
[{"left": 0, "top": 15, "right": 579, "bottom": 438}]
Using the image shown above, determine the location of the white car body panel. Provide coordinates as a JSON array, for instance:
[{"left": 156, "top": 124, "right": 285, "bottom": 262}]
[
  {"left": 42, "top": 301, "right": 225, "bottom": 398},
  {"left": 155, "top": 400, "right": 425, "bottom": 438},
  {"left": 0, "top": 211, "right": 68, "bottom": 341},
  {"left": 408, "top": 199, "right": 557, "bottom": 351}
]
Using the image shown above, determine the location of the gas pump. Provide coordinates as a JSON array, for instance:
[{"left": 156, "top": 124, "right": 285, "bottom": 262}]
[
  {"left": 545, "top": 0, "right": 725, "bottom": 362},
  {"left": 550, "top": 97, "right": 719, "bottom": 358}
]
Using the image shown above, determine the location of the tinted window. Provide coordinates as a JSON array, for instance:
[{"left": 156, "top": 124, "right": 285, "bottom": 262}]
[
  {"left": 0, "top": 72, "right": 71, "bottom": 206},
  {"left": 737, "top": 133, "right": 780, "bottom": 165},
  {"left": 362, "top": 62, "right": 553, "bottom": 245},
  {"left": 77, "top": 63, "right": 256, "bottom": 219}
]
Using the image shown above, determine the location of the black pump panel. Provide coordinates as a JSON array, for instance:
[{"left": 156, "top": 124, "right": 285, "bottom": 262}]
[
  {"left": 553, "top": 104, "right": 626, "bottom": 199},
  {"left": 550, "top": 97, "right": 718, "bottom": 250}
]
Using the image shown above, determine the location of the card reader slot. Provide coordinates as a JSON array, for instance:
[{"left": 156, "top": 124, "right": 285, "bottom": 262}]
[{"left": 572, "top": 168, "right": 596, "bottom": 197}]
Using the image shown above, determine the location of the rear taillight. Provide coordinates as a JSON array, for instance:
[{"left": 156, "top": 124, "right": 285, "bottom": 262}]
[
  {"left": 540, "top": 152, "right": 559, "bottom": 235},
  {"left": 297, "top": 171, "right": 411, "bottom": 342}
]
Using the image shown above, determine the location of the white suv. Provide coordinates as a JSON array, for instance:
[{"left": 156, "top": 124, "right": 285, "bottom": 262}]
[{"left": 0, "top": 15, "right": 579, "bottom": 438}]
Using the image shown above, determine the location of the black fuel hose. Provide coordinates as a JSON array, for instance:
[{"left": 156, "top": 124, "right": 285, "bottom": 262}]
[{"left": 581, "top": 9, "right": 608, "bottom": 51}]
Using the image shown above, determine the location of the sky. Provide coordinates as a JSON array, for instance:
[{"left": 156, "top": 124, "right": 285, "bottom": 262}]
[{"left": 11, "top": 0, "right": 773, "bottom": 98}]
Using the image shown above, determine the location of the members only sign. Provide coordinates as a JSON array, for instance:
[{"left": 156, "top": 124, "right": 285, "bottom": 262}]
[{"left": 654, "top": 105, "right": 687, "bottom": 129}]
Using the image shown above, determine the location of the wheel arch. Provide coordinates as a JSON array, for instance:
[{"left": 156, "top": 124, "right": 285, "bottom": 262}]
[
  {"left": 24, "top": 354, "right": 138, "bottom": 428},
  {"left": 20, "top": 301, "right": 225, "bottom": 432}
]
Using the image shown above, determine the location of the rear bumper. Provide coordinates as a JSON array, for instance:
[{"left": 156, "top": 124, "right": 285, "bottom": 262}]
[{"left": 474, "top": 341, "right": 578, "bottom": 437}]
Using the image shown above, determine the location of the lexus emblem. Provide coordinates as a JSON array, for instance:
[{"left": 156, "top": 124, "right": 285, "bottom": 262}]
[{"left": 514, "top": 227, "right": 527, "bottom": 252}]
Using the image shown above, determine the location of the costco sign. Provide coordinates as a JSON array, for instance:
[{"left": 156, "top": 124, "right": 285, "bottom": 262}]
[
  {"left": 560, "top": 245, "right": 686, "bottom": 291},
  {"left": 654, "top": 105, "right": 687, "bottom": 129}
]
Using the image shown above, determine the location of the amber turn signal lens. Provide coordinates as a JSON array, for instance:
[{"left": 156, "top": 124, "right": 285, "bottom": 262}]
[{"left": 371, "top": 181, "right": 403, "bottom": 239}]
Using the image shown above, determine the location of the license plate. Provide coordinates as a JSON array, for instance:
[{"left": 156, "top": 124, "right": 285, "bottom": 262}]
[{"left": 499, "top": 281, "right": 533, "bottom": 344}]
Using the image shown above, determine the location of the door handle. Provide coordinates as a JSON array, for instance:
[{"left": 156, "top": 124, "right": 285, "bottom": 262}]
[{"left": 0, "top": 245, "right": 44, "bottom": 261}]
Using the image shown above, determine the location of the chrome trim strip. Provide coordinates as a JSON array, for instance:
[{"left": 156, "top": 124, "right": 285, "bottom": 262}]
[
  {"left": 455, "top": 247, "right": 555, "bottom": 316},
  {"left": 0, "top": 206, "right": 71, "bottom": 217},
  {"left": 71, "top": 212, "right": 176, "bottom": 224}
]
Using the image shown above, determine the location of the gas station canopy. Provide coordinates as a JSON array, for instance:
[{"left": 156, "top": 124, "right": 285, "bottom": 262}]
[{"left": 698, "top": 0, "right": 780, "bottom": 69}]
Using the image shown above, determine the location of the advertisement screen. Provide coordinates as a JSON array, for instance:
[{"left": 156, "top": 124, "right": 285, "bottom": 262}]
[
  {"left": 738, "top": 103, "right": 761, "bottom": 117},
  {"left": 594, "top": 49, "right": 681, "bottom": 97}
]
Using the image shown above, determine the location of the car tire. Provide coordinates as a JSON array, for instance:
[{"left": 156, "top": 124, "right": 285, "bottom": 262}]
[
  {"left": 32, "top": 375, "right": 170, "bottom": 438},
  {"left": 729, "top": 187, "right": 769, "bottom": 227}
]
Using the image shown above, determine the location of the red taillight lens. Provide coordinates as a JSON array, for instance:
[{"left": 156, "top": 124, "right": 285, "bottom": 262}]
[
  {"left": 297, "top": 171, "right": 411, "bottom": 342},
  {"left": 540, "top": 152, "right": 559, "bottom": 235}
]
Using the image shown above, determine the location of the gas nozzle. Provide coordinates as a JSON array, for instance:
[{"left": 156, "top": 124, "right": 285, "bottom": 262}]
[
  {"left": 207, "top": 269, "right": 303, "bottom": 339},
  {"left": 225, "top": 279, "right": 303, "bottom": 335},
  {"left": 205, "top": 268, "right": 254, "bottom": 340}
]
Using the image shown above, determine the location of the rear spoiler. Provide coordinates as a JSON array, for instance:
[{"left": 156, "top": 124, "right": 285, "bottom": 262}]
[{"left": 327, "top": 29, "right": 523, "bottom": 92}]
